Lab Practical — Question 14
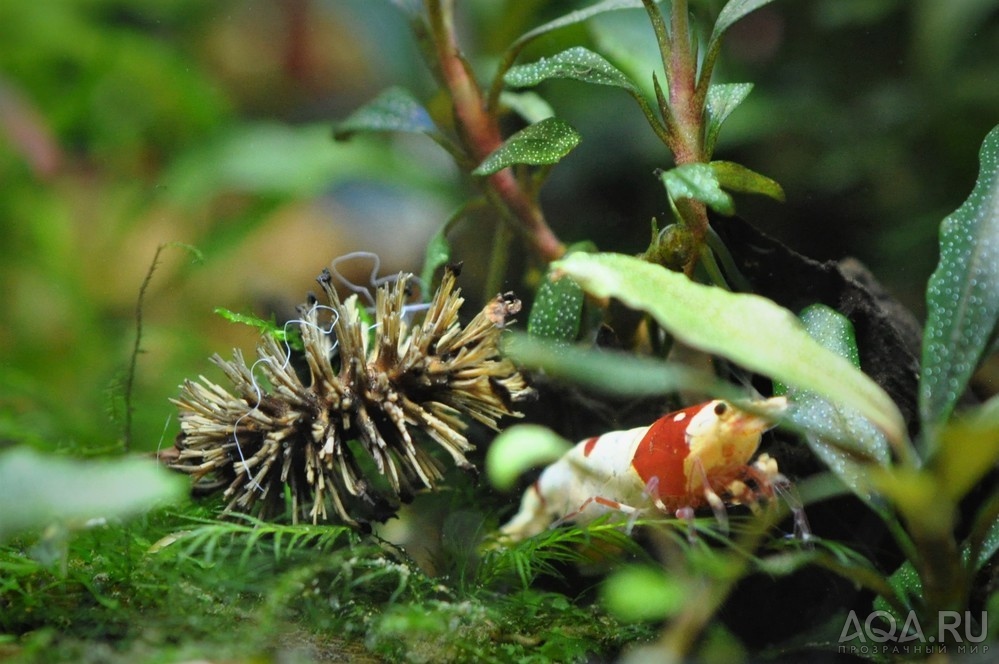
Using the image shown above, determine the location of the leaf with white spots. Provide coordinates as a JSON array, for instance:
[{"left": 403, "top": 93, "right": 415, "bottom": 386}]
[
  {"left": 528, "top": 273, "right": 585, "bottom": 344},
  {"left": 473, "top": 118, "right": 581, "bottom": 176},
  {"left": 776, "top": 305, "right": 890, "bottom": 503},
  {"left": 920, "top": 124, "right": 999, "bottom": 443},
  {"left": 657, "top": 163, "right": 735, "bottom": 215},
  {"left": 553, "top": 253, "right": 909, "bottom": 448},
  {"left": 504, "top": 47, "right": 640, "bottom": 95},
  {"left": 704, "top": 83, "right": 753, "bottom": 156},
  {"left": 512, "top": 0, "right": 652, "bottom": 49},
  {"left": 333, "top": 86, "right": 437, "bottom": 139}
]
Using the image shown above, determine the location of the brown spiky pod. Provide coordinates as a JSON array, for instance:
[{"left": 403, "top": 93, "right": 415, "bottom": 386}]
[{"left": 170, "top": 266, "right": 532, "bottom": 527}]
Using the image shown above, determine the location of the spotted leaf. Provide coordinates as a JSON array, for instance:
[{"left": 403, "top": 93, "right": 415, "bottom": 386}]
[
  {"left": 473, "top": 118, "right": 581, "bottom": 176},
  {"left": 505, "top": 46, "right": 639, "bottom": 94},
  {"left": 920, "top": 124, "right": 999, "bottom": 444}
]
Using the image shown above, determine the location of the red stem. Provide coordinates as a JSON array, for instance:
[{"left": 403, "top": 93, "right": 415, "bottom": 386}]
[{"left": 428, "top": 1, "right": 565, "bottom": 262}]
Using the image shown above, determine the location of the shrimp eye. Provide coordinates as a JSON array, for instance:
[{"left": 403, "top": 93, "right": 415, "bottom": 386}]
[{"left": 713, "top": 402, "right": 728, "bottom": 416}]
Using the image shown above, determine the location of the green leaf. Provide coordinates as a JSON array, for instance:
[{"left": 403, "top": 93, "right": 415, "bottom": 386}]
[
  {"left": 704, "top": 83, "right": 753, "bottom": 156},
  {"left": 420, "top": 229, "right": 451, "bottom": 296},
  {"left": 710, "top": 161, "right": 785, "bottom": 202},
  {"left": 215, "top": 307, "right": 300, "bottom": 348},
  {"left": 932, "top": 400, "right": 999, "bottom": 502},
  {"left": 512, "top": 0, "right": 652, "bottom": 50},
  {"left": 472, "top": 118, "right": 581, "bottom": 176},
  {"left": 874, "top": 560, "right": 920, "bottom": 620},
  {"left": 527, "top": 274, "right": 585, "bottom": 343},
  {"left": 602, "top": 565, "right": 684, "bottom": 621},
  {"left": 553, "top": 253, "right": 909, "bottom": 448},
  {"left": 499, "top": 91, "right": 555, "bottom": 124},
  {"left": 332, "top": 86, "right": 437, "bottom": 140},
  {"left": 486, "top": 425, "right": 572, "bottom": 491},
  {"left": 709, "top": 0, "right": 779, "bottom": 51},
  {"left": 505, "top": 333, "right": 744, "bottom": 400},
  {"left": 504, "top": 46, "right": 639, "bottom": 94},
  {"left": 0, "top": 447, "right": 187, "bottom": 540},
  {"left": 920, "top": 124, "right": 999, "bottom": 440},
  {"left": 420, "top": 203, "right": 476, "bottom": 294},
  {"left": 776, "top": 305, "right": 890, "bottom": 503},
  {"left": 657, "top": 164, "right": 734, "bottom": 215}
]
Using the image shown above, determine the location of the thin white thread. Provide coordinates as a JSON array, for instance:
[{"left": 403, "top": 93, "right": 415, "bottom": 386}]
[
  {"left": 231, "top": 300, "right": 340, "bottom": 493},
  {"left": 329, "top": 250, "right": 428, "bottom": 308},
  {"left": 229, "top": 251, "right": 433, "bottom": 495}
]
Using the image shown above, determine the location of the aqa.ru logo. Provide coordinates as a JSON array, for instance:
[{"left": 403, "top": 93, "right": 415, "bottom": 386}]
[{"left": 839, "top": 610, "right": 988, "bottom": 645}]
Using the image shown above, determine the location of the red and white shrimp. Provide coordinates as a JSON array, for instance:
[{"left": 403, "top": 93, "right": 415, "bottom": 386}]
[{"left": 500, "top": 396, "right": 808, "bottom": 541}]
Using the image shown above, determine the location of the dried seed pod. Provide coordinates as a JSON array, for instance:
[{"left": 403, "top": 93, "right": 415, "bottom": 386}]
[{"left": 170, "top": 266, "right": 532, "bottom": 527}]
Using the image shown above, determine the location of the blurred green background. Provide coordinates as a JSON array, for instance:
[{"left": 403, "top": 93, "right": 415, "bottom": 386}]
[{"left": 1, "top": 0, "right": 997, "bottom": 455}]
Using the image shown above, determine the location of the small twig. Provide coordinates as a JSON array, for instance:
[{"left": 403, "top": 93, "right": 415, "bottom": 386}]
[{"left": 123, "top": 244, "right": 166, "bottom": 453}]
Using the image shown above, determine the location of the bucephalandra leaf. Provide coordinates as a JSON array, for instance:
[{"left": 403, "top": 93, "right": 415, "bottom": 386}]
[
  {"left": 554, "top": 253, "right": 910, "bottom": 450},
  {"left": 504, "top": 46, "right": 639, "bottom": 94},
  {"left": 499, "top": 91, "right": 555, "bottom": 124},
  {"left": 332, "top": 86, "right": 437, "bottom": 139},
  {"left": 920, "top": 124, "right": 999, "bottom": 444},
  {"left": 932, "top": 399, "right": 999, "bottom": 503},
  {"left": 527, "top": 273, "right": 585, "bottom": 343},
  {"left": 511, "top": 0, "right": 654, "bottom": 50},
  {"left": 776, "top": 305, "right": 890, "bottom": 504},
  {"left": 472, "top": 117, "right": 581, "bottom": 176},
  {"left": 657, "top": 163, "right": 735, "bottom": 215},
  {"left": 710, "top": 161, "right": 785, "bottom": 202},
  {"left": 505, "top": 333, "right": 743, "bottom": 400},
  {"left": 704, "top": 83, "right": 753, "bottom": 156}
]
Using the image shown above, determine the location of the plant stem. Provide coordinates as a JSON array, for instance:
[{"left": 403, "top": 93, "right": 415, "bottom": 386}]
[
  {"left": 424, "top": 0, "right": 565, "bottom": 263},
  {"left": 484, "top": 218, "right": 512, "bottom": 301},
  {"left": 643, "top": 0, "right": 710, "bottom": 275}
]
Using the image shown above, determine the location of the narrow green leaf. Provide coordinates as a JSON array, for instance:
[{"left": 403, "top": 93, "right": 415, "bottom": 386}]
[
  {"left": 527, "top": 274, "right": 585, "bottom": 343},
  {"left": 704, "top": 83, "right": 753, "bottom": 156},
  {"left": 553, "top": 253, "right": 909, "bottom": 448},
  {"left": 777, "top": 305, "right": 890, "bottom": 503},
  {"left": 975, "top": 509, "right": 999, "bottom": 569},
  {"left": 505, "top": 47, "right": 639, "bottom": 94},
  {"left": 709, "top": 0, "right": 779, "bottom": 50},
  {"left": 657, "top": 164, "right": 735, "bottom": 215},
  {"left": 0, "top": 447, "right": 187, "bottom": 540},
  {"left": 512, "top": 0, "right": 651, "bottom": 50},
  {"left": 505, "top": 333, "right": 744, "bottom": 400},
  {"left": 216, "top": 307, "right": 283, "bottom": 337},
  {"left": 473, "top": 118, "right": 581, "bottom": 176},
  {"left": 710, "top": 161, "right": 785, "bottom": 202},
  {"left": 920, "top": 124, "right": 999, "bottom": 439},
  {"left": 333, "top": 86, "right": 436, "bottom": 140},
  {"left": 874, "top": 560, "right": 920, "bottom": 621},
  {"left": 486, "top": 425, "right": 572, "bottom": 491}
]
